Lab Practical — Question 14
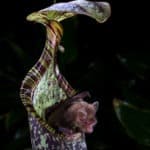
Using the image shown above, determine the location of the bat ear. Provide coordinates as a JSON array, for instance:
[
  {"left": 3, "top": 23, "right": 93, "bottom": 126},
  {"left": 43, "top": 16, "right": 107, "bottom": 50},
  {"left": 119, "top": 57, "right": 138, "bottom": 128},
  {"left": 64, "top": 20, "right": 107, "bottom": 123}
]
[{"left": 92, "top": 101, "right": 99, "bottom": 112}]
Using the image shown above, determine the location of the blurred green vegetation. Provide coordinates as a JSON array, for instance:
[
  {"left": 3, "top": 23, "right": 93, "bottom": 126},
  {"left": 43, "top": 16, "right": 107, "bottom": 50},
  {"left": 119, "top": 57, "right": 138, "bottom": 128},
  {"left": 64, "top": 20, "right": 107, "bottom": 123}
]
[{"left": 0, "top": 0, "right": 150, "bottom": 150}]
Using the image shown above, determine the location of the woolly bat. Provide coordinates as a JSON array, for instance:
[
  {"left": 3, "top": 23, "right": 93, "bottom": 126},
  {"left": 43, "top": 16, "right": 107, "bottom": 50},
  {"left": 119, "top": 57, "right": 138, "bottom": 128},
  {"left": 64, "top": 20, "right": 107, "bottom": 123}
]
[{"left": 45, "top": 91, "right": 99, "bottom": 138}]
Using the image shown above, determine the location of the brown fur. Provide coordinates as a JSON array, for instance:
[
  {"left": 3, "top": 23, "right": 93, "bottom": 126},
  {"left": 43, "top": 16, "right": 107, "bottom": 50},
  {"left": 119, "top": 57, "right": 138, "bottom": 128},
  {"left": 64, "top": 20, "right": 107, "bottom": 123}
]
[{"left": 46, "top": 92, "right": 99, "bottom": 135}]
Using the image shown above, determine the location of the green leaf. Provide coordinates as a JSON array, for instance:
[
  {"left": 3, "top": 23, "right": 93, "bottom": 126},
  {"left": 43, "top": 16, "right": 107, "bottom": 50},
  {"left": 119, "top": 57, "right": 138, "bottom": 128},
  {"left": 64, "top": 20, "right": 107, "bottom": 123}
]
[{"left": 113, "top": 99, "right": 150, "bottom": 146}]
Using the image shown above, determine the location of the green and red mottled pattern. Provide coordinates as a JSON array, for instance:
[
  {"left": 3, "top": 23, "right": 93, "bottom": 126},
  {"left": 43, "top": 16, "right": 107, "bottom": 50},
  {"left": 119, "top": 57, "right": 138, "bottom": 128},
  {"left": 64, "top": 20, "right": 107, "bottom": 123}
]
[{"left": 20, "top": 20, "right": 85, "bottom": 149}]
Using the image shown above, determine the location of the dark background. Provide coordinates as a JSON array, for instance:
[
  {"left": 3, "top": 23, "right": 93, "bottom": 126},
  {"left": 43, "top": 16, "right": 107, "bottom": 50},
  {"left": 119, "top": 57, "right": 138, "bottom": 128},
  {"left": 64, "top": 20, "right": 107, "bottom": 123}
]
[{"left": 0, "top": 0, "right": 150, "bottom": 149}]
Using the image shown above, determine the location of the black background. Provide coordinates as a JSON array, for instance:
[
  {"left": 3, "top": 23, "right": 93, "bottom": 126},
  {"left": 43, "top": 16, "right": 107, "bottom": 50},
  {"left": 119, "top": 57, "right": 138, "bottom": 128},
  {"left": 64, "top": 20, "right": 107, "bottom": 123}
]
[{"left": 0, "top": 0, "right": 150, "bottom": 149}]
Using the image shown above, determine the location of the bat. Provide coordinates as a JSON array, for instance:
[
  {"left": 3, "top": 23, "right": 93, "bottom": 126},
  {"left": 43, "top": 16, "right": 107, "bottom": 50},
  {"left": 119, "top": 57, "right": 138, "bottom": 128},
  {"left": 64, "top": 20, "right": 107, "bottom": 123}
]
[{"left": 45, "top": 91, "right": 99, "bottom": 137}]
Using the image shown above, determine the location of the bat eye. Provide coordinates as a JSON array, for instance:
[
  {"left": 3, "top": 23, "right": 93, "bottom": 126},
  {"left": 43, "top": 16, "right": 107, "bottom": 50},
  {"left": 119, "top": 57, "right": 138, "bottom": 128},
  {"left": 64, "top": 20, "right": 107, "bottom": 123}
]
[
  {"left": 89, "top": 117, "right": 96, "bottom": 123},
  {"left": 78, "top": 112, "right": 86, "bottom": 120},
  {"left": 90, "top": 118, "right": 94, "bottom": 122}
]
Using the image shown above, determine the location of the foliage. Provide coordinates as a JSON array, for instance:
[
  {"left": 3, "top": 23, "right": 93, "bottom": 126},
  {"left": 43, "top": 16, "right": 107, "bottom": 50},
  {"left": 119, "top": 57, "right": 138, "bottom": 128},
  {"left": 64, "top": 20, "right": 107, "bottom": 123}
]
[{"left": 113, "top": 99, "right": 150, "bottom": 146}]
